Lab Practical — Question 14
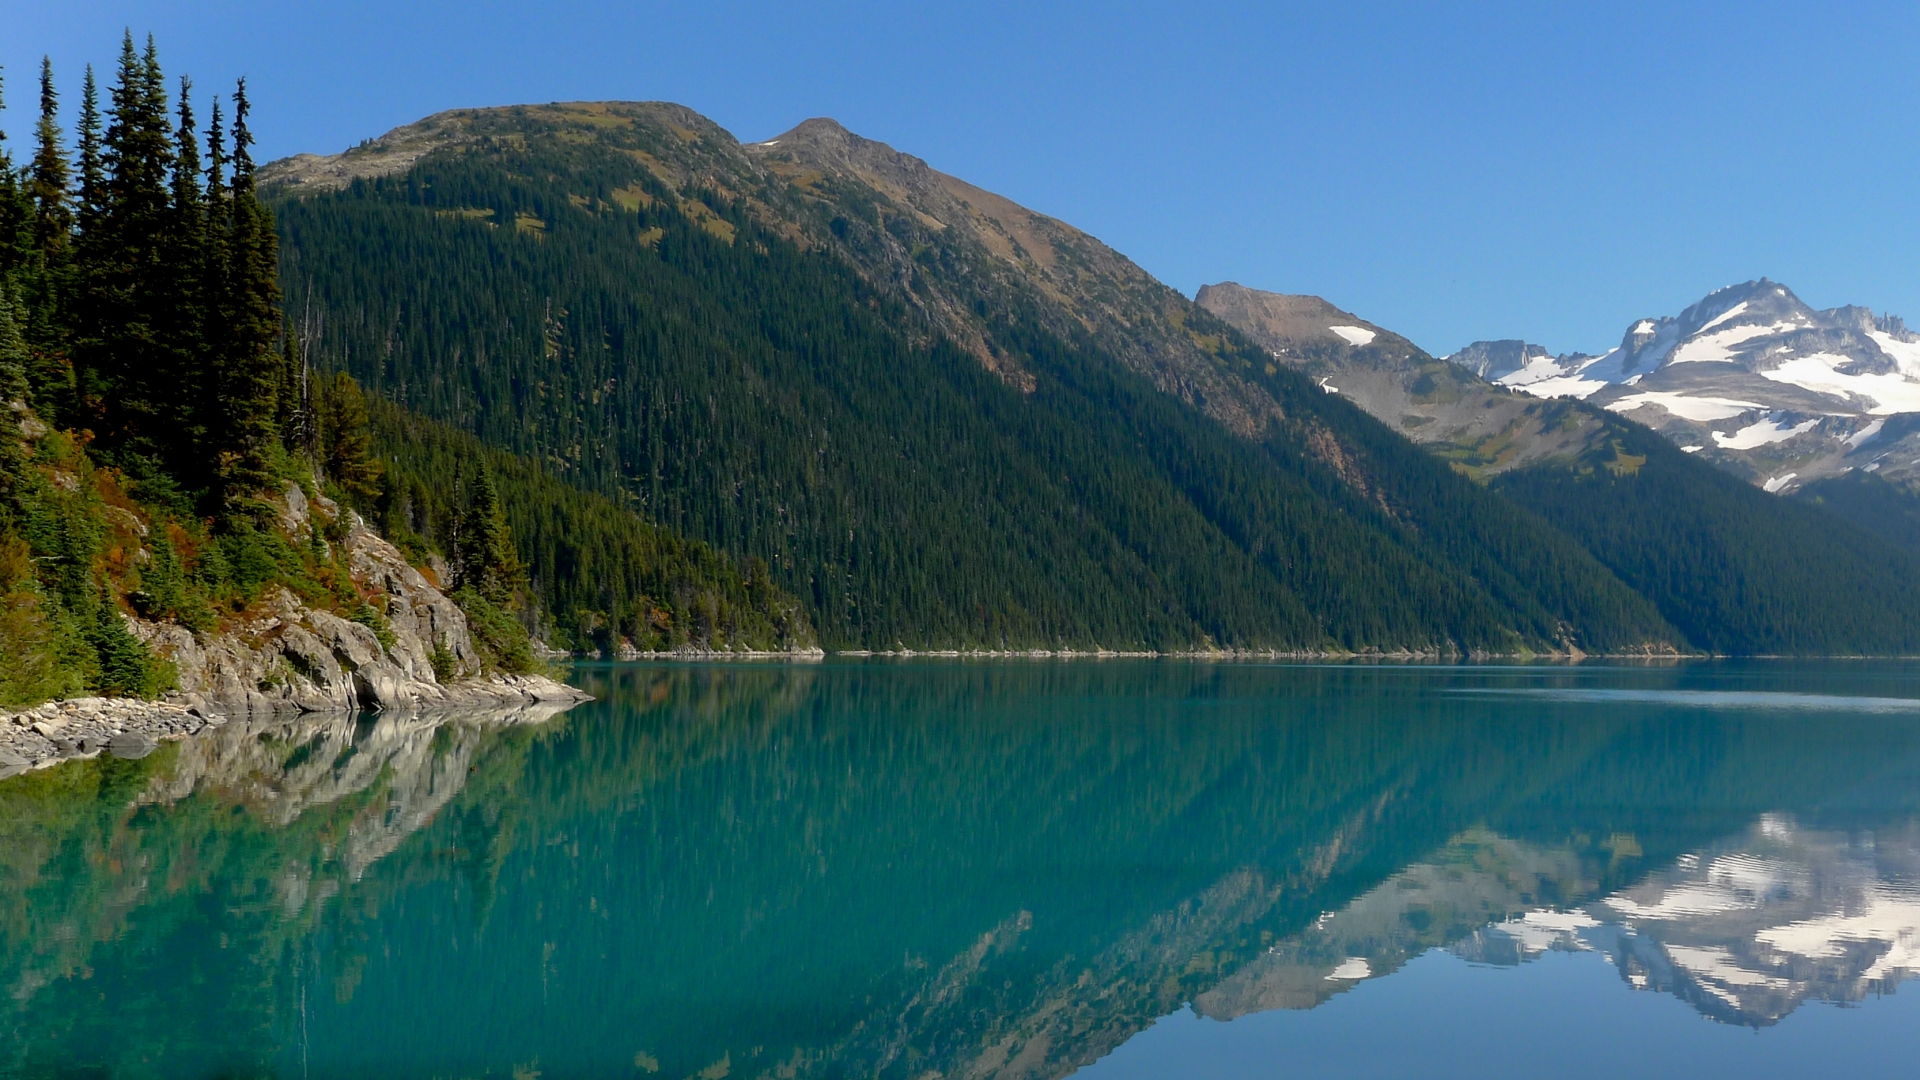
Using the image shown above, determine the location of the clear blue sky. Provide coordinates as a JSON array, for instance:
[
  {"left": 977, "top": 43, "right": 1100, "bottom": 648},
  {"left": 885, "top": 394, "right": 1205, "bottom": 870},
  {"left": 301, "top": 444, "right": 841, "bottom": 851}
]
[{"left": 12, "top": 1, "right": 1919, "bottom": 356}]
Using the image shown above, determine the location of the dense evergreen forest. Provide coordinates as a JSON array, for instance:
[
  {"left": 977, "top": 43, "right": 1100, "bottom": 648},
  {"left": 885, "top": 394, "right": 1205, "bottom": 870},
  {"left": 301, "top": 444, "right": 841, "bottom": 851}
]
[
  {"left": 0, "top": 39, "right": 809, "bottom": 707},
  {"left": 270, "top": 112, "right": 1682, "bottom": 654},
  {"left": 1793, "top": 470, "right": 1920, "bottom": 555},
  {"left": 1493, "top": 419, "right": 1920, "bottom": 654},
  {"left": 365, "top": 396, "right": 812, "bottom": 652}
]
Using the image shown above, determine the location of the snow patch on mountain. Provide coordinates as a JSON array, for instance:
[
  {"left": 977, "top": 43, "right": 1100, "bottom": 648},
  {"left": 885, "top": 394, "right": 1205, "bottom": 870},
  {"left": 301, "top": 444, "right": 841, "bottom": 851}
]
[
  {"left": 1714, "top": 416, "right": 1818, "bottom": 450},
  {"left": 1608, "top": 391, "right": 1762, "bottom": 422},
  {"left": 1762, "top": 355, "right": 1920, "bottom": 413},
  {"left": 1328, "top": 325, "right": 1377, "bottom": 347},
  {"left": 1670, "top": 321, "right": 1801, "bottom": 364},
  {"left": 1697, "top": 300, "right": 1749, "bottom": 334}
]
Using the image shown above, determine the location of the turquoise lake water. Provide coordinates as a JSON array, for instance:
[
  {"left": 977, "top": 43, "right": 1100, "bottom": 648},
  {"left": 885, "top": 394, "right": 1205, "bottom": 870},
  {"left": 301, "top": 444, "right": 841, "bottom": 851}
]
[{"left": 5, "top": 660, "right": 1920, "bottom": 1078}]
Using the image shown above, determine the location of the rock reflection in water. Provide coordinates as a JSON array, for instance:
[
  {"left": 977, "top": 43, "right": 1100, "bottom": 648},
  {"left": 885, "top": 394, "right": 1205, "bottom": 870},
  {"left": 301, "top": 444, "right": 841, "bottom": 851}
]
[
  {"left": 0, "top": 698, "right": 578, "bottom": 1078},
  {"left": 142, "top": 701, "right": 573, "bottom": 880}
]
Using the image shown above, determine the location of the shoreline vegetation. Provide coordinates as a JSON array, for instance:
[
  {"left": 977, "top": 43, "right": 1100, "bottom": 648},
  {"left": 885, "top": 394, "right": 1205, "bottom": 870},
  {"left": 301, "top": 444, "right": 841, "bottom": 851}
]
[{"left": 0, "top": 36, "right": 814, "bottom": 731}]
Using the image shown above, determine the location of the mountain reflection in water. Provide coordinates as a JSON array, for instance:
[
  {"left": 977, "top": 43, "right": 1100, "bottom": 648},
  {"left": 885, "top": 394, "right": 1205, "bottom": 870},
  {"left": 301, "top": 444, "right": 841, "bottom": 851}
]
[{"left": 4, "top": 661, "right": 1920, "bottom": 1079}]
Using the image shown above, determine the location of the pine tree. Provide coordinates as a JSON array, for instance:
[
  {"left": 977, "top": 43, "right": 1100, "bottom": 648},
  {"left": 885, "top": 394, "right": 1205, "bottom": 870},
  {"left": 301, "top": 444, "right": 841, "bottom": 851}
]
[
  {"left": 278, "top": 316, "right": 315, "bottom": 459},
  {"left": 73, "top": 34, "right": 179, "bottom": 463},
  {"left": 75, "top": 67, "right": 103, "bottom": 230},
  {"left": 0, "top": 65, "right": 34, "bottom": 284},
  {"left": 160, "top": 75, "right": 206, "bottom": 474},
  {"left": 27, "top": 59, "right": 70, "bottom": 262},
  {"left": 0, "top": 288, "right": 31, "bottom": 514},
  {"left": 318, "top": 371, "right": 379, "bottom": 500},
  {"left": 23, "top": 57, "right": 74, "bottom": 409},
  {"left": 211, "top": 77, "right": 283, "bottom": 508},
  {"left": 455, "top": 462, "right": 523, "bottom": 607}
]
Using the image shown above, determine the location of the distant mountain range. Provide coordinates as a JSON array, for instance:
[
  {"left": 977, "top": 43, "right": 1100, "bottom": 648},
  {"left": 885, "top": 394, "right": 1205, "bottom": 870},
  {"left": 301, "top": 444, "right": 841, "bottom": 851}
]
[
  {"left": 1452, "top": 279, "right": 1920, "bottom": 494},
  {"left": 263, "top": 103, "right": 1920, "bottom": 655}
]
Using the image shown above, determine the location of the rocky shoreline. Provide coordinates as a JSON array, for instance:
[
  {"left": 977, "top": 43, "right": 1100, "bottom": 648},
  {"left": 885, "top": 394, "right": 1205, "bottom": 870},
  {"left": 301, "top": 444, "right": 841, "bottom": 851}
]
[
  {"left": 0, "top": 673, "right": 585, "bottom": 781},
  {"left": 0, "top": 481, "right": 596, "bottom": 782}
]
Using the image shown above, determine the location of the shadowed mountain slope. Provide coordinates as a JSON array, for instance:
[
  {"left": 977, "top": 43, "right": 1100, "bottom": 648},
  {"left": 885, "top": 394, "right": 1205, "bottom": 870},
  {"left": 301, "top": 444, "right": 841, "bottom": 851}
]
[{"left": 263, "top": 102, "right": 1678, "bottom": 654}]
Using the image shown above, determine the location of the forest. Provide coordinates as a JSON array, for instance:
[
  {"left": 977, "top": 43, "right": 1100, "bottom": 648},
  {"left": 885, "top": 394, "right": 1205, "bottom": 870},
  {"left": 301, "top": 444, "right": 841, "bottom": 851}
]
[
  {"left": 271, "top": 115, "right": 1692, "bottom": 654},
  {"left": 0, "top": 37, "right": 808, "bottom": 707}
]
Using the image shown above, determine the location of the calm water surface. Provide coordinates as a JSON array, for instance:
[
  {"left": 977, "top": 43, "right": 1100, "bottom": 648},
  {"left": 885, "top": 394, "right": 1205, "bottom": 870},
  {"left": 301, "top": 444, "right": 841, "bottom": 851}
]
[{"left": 5, "top": 660, "right": 1920, "bottom": 1078}]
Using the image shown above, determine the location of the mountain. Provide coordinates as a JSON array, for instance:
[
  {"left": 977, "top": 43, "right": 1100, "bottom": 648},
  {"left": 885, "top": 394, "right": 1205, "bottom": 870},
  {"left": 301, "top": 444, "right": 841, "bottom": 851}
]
[
  {"left": 262, "top": 102, "right": 1683, "bottom": 655},
  {"left": 1195, "top": 282, "right": 1613, "bottom": 478},
  {"left": 1460, "top": 279, "right": 1920, "bottom": 493},
  {"left": 1199, "top": 282, "right": 1920, "bottom": 654}
]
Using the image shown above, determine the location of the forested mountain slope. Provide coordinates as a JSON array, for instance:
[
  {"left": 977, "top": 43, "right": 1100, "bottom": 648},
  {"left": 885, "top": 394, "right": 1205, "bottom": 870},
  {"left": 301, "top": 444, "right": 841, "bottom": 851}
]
[
  {"left": 1200, "top": 282, "right": 1920, "bottom": 655},
  {"left": 365, "top": 400, "right": 813, "bottom": 653},
  {"left": 265, "top": 102, "right": 1679, "bottom": 654},
  {"left": 1492, "top": 419, "right": 1920, "bottom": 655}
]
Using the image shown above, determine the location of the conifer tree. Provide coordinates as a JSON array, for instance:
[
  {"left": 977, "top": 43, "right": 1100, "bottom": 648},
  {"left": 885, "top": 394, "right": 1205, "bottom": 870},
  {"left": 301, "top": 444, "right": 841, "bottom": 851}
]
[
  {"left": 278, "top": 316, "right": 316, "bottom": 459},
  {"left": 455, "top": 462, "right": 523, "bottom": 607},
  {"left": 318, "top": 371, "right": 380, "bottom": 500},
  {"left": 201, "top": 95, "right": 229, "bottom": 435},
  {"left": 24, "top": 57, "right": 73, "bottom": 405},
  {"left": 0, "top": 289, "right": 28, "bottom": 405},
  {"left": 212, "top": 77, "right": 284, "bottom": 507},
  {"left": 160, "top": 74, "right": 206, "bottom": 470},
  {"left": 0, "top": 289, "right": 31, "bottom": 513},
  {"left": 74, "top": 33, "right": 178, "bottom": 461},
  {"left": 27, "top": 59, "right": 70, "bottom": 263},
  {"left": 75, "top": 67, "right": 103, "bottom": 230},
  {"left": 0, "top": 66, "right": 33, "bottom": 284}
]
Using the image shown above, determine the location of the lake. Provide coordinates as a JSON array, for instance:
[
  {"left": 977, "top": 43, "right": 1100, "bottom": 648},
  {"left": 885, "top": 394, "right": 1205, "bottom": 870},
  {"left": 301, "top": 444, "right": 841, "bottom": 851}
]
[{"left": 5, "top": 660, "right": 1920, "bottom": 1079}]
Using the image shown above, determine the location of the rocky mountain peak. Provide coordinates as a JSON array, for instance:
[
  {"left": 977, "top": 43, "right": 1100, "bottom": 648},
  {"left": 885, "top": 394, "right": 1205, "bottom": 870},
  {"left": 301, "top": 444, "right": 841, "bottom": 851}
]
[
  {"left": 1473, "top": 278, "right": 1920, "bottom": 491},
  {"left": 1449, "top": 339, "right": 1560, "bottom": 382},
  {"left": 1193, "top": 283, "right": 1398, "bottom": 355}
]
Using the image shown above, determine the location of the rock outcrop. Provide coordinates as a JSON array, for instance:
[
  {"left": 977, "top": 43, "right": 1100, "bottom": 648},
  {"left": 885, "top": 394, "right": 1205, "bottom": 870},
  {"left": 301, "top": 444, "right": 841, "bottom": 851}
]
[
  {"left": 126, "top": 484, "right": 583, "bottom": 720},
  {"left": 4, "top": 483, "right": 584, "bottom": 777}
]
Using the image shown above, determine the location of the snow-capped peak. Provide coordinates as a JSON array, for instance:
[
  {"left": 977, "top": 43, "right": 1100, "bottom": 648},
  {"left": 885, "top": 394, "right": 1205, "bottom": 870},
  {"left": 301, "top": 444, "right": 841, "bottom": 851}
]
[{"left": 1462, "top": 279, "right": 1920, "bottom": 492}]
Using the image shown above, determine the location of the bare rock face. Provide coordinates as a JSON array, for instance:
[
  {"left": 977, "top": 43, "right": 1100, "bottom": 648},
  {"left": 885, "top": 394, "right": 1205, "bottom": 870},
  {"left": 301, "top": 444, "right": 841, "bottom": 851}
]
[
  {"left": 127, "top": 483, "right": 582, "bottom": 719},
  {"left": 344, "top": 515, "right": 482, "bottom": 679},
  {"left": 1197, "top": 281, "right": 1613, "bottom": 480}
]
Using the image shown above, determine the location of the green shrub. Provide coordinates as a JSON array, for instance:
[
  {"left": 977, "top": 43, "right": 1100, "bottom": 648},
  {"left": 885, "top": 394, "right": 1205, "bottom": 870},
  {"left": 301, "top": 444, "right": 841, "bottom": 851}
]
[
  {"left": 350, "top": 603, "right": 397, "bottom": 652},
  {"left": 452, "top": 587, "right": 537, "bottom": 675},
  {"left": 427, "top": 643, "right": 457, "bottom": 683},
  {"left": 86, "top": 596, "right": 175, "bottom": 699}
]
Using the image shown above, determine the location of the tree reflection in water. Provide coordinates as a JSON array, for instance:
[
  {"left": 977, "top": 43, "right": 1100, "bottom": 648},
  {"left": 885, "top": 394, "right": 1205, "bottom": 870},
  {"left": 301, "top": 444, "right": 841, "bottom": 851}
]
[{"left": 5, "top": 661, "right": 1920, "bottom": 1079}]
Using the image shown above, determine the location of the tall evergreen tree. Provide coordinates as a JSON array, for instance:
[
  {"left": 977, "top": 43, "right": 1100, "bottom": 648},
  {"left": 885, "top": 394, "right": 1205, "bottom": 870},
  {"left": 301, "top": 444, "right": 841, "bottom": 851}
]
[
  {"left": 455, "top": 462, "right": 523, "bottom": 608},
  {"left": 211, "top": 77, "right": 284, "bottom": 507},
  {"left": 24, "top": 57, "right": 74, "bottom": 406},
  {"left": 73, "top": 33, "right": 178, "bottom": 462},
  {"left": 0, "top": 66, "right": 33, "bottom": 285},
  {"left": 159, "top": 74, "right": 206, "bottom": 472},
  {"left": 0, "top": 288, "right": 32, "bottom": 515},
  {"left": 278, "top": 316, "right": 315, "bottom": 460},
  {"left": 75, "top": 67, "right": 103, "bottom": 230},
  {"left": 27, "top": 58, "right": 70, "bottom": 262}
]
